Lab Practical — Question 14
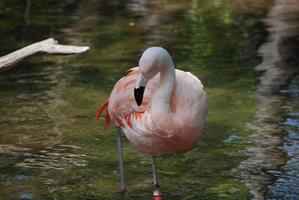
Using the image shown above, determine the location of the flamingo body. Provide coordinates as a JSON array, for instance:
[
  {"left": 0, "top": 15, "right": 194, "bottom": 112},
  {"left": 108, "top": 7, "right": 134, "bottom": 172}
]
[{"left": 97, "top": 47, "right": 207, "bottom": 156}]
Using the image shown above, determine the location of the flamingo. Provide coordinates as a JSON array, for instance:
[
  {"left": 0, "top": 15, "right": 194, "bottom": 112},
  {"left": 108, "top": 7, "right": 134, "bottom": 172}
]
[{"left": 96, "top": 47, "right": 207, "bottom": 200}]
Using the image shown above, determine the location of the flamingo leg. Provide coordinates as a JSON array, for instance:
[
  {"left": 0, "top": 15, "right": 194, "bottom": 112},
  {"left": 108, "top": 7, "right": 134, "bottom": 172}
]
[
  {"left": 116, "top": 127, "right": 126, "bottom": 193},
  {"left": 151, "top": 156, "right": 163, "bottom": 200}
]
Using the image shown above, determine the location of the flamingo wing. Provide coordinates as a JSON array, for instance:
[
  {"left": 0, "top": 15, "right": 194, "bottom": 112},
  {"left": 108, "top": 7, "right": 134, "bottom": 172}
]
[
  {"left": 96, "top": 68, "right": 205, "bottom": 128},
  {"left": 107, "top": 67, "right": 158, "bottom": 126}
]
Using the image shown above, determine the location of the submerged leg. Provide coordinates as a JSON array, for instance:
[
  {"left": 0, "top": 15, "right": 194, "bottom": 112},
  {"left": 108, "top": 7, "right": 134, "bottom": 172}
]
[
  {"left": 116, "top": 127, "right": 126, "bottom": 193},
  {"left": 151, "top": 156, "right": 163, "bottom": 200}
]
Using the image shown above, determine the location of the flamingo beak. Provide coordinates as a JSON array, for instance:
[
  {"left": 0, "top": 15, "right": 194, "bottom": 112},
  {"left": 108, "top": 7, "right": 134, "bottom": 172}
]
[
  {"left": 135, "top": 74, "right": 148, "bottom": 106},
  {"left": 134, "top": 86, "right": 145, "bottom": 106}
]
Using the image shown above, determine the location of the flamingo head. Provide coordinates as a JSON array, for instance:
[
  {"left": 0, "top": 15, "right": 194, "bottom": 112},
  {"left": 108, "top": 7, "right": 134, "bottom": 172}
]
[{"left": 134, "top": 47, "right": 173, "bottom": 106}]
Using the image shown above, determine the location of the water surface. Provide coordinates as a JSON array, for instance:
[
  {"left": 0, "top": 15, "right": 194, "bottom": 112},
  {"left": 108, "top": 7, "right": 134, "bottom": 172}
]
[{"left": 0, "top": 0, "right": 298, "bottom": 199}]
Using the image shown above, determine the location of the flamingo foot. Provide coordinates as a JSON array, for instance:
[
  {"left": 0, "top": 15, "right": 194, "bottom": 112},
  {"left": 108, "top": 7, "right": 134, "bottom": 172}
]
[
  {"left": 154, "top": 195, "right": 163, "bottom": 200},
  {"left": 153, "top": 186, "right": 162, "bottom": 200}
]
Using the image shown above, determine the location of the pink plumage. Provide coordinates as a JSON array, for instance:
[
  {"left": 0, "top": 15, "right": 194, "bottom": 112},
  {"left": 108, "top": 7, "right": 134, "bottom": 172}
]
[{"left": 96, "top": 47, "right": 207, "bottom": 156}]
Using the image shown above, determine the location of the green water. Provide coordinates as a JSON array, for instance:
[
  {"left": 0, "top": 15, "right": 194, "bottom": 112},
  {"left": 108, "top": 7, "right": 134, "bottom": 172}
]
[{"left": 0, "top": 0, "right": 278, "bottom": 199}]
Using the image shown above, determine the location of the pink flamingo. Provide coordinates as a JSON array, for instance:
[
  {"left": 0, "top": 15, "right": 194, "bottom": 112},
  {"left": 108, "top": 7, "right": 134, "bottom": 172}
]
[{"left": 96, "top": 47, "right": 207, "bottom": 200}]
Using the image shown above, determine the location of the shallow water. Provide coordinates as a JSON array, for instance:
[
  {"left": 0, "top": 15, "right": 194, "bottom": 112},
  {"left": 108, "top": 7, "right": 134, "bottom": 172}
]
[
  {"left": 0, "top": 0, "right": 298, "bottom": 199},
  {"left": 266, "top": 77, "right": 299, "bottom": 199}
]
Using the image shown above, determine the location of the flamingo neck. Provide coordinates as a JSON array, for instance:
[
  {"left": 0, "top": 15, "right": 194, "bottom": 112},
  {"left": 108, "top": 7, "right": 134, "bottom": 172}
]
[{"left": 151, "top": 63, "right": 175, "bottom": 114}]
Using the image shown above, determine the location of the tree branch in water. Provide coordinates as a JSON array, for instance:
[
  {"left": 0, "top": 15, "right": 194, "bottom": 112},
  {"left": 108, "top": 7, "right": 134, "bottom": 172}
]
[{"left": 0, "top": 38, "right": 89, "bottom": 71}]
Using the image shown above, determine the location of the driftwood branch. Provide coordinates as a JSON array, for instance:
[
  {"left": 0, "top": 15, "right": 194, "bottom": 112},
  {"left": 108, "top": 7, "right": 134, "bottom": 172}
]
[{"left": 0, "top": 38, "right": 89, "bottom": 71}]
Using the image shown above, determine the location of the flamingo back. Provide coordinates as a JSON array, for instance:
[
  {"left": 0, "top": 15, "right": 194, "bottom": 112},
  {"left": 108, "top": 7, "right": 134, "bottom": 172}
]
[{"left": 96, "top": 67, "right": 207, "bottom": 155}]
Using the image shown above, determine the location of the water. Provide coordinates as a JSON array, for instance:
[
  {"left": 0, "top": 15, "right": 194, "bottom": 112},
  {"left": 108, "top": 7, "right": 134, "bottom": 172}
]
[
  {"left": 267, "top": 77, "right": 299, "bottom": 199},
  {"left": 0, "top": 0, "right": 298, "bottom": 199}
]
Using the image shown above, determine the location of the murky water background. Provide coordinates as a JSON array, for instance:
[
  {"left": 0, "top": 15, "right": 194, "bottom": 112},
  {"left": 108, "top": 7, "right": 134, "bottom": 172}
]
[
  {"left": 0, "top": 0, "right": 299, "bottom": 199},
  {"left": 267, "top": 77, "right": 299, "bottom": 199}
]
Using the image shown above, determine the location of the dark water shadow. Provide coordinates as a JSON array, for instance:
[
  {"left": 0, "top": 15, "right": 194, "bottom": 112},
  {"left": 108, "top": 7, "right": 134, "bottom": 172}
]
[{"left": 237, "top": 0, "right": 299, "bottom": 199}]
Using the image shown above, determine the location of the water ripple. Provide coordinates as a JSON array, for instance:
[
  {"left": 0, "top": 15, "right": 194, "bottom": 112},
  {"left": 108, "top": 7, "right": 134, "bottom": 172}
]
[
  {"left": 267, "top": 81, "right": 299, "bottom": 199},
  {"left": 0, "top": 144, "right": 87, "bottom": 170}
]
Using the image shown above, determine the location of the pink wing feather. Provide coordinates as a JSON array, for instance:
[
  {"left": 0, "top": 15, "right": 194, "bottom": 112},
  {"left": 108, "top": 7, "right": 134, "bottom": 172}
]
[
  {"left": 95, "top": 67, "right": 207, "bottom": 155},
  {"left": 108, "top": 67, "right": 159, "bottom": 126},
  {"left": 95, "top": 67, "right": 158, "bottom": 127}
]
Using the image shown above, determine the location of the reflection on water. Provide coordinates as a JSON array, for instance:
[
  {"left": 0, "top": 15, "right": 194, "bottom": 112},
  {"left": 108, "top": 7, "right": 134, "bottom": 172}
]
[
  {"left": 0, "top": 144, "right": 86, "bottom": 170},
  {"left": 267, "top": 78, "right": 299, "bottom": 199},
  {"left": 237, "top": 0, "right": 299, "bottom": 199}
]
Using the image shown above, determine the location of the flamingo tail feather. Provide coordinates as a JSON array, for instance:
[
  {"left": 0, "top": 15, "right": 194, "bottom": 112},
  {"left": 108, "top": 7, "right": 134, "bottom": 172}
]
[
  {"left": 105, "top": 110, "right": 111, "bottom": 129},
  {"left": 94, "top": 99, "right": 111, "bottom": 128}
]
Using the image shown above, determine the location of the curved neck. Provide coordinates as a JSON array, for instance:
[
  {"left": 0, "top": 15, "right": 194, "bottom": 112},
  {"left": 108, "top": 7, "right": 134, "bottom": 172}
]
[{"left": 151, "top": 63, "right": 175, "bottom": 113}]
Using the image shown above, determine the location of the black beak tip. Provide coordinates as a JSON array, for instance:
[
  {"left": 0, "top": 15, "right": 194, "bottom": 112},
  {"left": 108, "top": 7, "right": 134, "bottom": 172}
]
[{"left": 134, "top": 86, "right": 145, "bottom": 106}]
